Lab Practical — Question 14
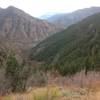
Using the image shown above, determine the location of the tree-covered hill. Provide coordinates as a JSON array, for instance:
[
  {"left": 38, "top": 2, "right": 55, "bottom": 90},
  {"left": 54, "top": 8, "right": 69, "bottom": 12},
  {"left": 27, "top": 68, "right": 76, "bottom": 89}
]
[{"left": 30, "top": 13, "right": 100, "bottom": 75}]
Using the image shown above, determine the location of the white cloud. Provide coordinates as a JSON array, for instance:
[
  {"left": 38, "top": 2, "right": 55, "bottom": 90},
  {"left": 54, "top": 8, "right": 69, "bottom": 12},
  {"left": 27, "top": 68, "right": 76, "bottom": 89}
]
[{"left": 0, "top": 0, "right": 100, "bottom": 17}]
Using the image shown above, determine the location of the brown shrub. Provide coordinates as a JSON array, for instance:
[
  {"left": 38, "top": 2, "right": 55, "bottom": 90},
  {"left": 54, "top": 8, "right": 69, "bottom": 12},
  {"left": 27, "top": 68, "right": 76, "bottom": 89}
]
[{"left": 0, "top": 68, "right": 11, "bottom": 95}]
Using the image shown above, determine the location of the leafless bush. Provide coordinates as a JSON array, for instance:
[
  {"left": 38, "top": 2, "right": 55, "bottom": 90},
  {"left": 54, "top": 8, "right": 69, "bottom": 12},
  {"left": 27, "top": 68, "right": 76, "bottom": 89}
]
[
  {"left": 26, "top": 71, "right": 47, "bottom": 88},
  {"left": 0, "top": 68, "right": 11, "bottom": 95}
]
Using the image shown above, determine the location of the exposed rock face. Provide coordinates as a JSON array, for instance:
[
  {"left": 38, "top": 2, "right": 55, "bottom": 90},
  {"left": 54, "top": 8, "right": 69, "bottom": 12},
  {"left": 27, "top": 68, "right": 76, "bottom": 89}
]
[{"left": 0, "top": 6, "right": 59, "bottom": 47}]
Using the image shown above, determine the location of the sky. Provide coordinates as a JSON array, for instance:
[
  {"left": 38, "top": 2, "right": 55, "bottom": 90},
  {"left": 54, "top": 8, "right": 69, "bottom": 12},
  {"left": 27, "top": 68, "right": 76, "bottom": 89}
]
[{"left": 0, "top": 0, "right": 100, "bottom": 17}]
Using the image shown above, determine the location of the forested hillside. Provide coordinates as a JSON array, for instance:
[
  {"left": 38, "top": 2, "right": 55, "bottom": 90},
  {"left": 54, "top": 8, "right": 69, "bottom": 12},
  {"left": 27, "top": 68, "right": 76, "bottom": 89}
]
[{"left": 31, "top": 13, "right": 100, "bottom": 75}]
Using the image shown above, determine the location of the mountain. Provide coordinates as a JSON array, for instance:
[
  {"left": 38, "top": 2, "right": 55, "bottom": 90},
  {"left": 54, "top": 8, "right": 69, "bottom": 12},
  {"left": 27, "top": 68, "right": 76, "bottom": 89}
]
[
  {"left": 0, "top": 6, "right": 60, "bottom": 49},
  {"left": 44, "top": 7, "right": 100, "bottom": 28},
  {"left": 40, "top": 12, "right": 59, "bottom": 19},
  {"left": 30, "top": 12, "right": 100, "bottom": 76}
]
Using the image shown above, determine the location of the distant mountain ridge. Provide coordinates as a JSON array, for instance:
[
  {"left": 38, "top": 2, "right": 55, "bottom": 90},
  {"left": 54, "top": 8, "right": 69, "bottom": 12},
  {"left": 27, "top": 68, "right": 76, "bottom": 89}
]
[
  {"left": 44, "top": 7, "right": 100, "bottom": 28},
  {"left": 40, "top": 12, "right": 59, "bottom": 19}
]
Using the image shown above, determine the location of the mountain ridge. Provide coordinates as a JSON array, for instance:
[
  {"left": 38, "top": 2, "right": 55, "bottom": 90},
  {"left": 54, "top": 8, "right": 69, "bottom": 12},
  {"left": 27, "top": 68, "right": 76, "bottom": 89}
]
[
  {"left": 0, "top": 6, "right": 60, "bottom": 49},
  {"left": 44, "top": 7, "right": 100, "bottom": 28}
]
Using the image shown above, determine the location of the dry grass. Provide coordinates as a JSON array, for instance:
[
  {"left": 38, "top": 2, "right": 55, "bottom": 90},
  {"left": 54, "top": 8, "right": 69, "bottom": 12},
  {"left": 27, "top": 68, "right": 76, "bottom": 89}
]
[
  {"left": 1, "top": 84, "right": 100, "bottom": 100},
  {"left": 2, "top": 85, "right": 61, "bottom": 100},
  {"left": 0, "top": 82, "right": 100, "bottom": 100},
  {"left": 1, "top": 72, "right": 100, "bottom": 100}
]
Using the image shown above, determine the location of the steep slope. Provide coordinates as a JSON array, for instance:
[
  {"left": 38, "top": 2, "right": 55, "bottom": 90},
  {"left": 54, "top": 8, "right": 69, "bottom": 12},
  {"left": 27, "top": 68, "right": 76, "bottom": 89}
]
[
  {"left": 31, "top": 13, "right": 100, "bottom": 75},
  {"left": 45, "top": 7, "right": 100, "bottom": 28},
  {"left": 0, "top": 6, "right": 60, "bottom": 48}
]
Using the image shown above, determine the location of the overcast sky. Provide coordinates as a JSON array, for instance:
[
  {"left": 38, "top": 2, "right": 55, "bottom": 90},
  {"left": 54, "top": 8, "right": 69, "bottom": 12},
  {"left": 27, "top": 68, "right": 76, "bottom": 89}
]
[{"left": 0, "top": 0, "right": 100, "bottom": 17}]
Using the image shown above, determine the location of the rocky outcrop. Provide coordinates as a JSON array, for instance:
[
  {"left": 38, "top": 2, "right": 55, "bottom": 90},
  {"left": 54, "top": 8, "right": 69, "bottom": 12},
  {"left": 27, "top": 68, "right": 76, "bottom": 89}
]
[{"left": 0, "top": 6, "right": 60, "bottom": 47}]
